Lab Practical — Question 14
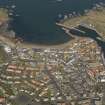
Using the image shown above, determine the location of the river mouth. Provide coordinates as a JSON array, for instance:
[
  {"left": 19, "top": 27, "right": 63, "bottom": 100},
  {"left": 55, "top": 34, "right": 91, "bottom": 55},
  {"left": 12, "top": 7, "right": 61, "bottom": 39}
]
[{"left": 1, "top": 0, "right": 104, "bottom": 45}]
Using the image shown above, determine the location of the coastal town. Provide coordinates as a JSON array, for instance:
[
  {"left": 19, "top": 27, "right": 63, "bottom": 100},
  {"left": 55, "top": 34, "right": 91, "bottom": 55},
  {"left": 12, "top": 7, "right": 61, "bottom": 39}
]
[
  {"left": 0, "top": 3, "right": 105, "bottom": 105},
  {"left": 0, "top": 36, "right": 105, "bottom": 105}
]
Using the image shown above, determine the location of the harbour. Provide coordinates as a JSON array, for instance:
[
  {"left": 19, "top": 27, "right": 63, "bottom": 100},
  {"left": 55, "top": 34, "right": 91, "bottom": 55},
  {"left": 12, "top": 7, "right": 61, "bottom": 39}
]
[{"left": 0, "top": 0, "right": 104, "bottom": 45}]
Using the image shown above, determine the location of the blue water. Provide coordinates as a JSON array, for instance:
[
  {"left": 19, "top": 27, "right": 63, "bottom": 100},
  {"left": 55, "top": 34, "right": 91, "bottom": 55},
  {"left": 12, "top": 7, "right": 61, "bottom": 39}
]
[{"left": 0, "top": 0, "right": 104, "bottom": 45}]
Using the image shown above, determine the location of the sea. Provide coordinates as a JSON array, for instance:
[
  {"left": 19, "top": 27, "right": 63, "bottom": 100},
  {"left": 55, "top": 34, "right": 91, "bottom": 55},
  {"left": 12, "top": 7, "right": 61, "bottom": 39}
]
[{"left": 0, "top": 0, "right": 105, "bottom": 45}]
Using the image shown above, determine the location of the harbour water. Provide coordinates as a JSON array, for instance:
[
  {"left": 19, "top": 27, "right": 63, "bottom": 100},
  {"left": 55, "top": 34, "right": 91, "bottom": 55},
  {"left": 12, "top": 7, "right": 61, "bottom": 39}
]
[{"left": 0, "top": 0, "right": 105, "bottom": 45}]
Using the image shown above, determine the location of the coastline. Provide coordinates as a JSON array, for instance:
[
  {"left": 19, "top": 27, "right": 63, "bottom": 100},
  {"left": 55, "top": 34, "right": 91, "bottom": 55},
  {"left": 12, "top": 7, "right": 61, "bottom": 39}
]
[
  {"left": 0, "top": 30, "right": 100, "bottom": 50},
  {"left": 0, "top": 8, "right": 78, "bottom": 49},
  {"left": 0, "top": 6, "right": 104, "bottom": 49},
  {"left": 0, "top": 34, "right": 76, "bottom": 48},
  {"left": 0, "top": 22, "right": 101, "bottom": 49}
]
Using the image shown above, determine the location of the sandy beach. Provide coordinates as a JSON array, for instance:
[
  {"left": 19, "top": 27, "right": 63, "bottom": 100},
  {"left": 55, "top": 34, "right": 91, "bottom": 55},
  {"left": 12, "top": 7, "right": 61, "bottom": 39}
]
[{"left": 0, "top": 33, "right": 76, "bottom": 49}]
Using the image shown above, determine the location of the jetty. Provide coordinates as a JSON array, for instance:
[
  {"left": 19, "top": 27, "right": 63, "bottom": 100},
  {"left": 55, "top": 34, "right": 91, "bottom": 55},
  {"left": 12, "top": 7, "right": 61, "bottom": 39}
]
[
  {"left": 56, "top": 22, "right": 105, "bottom": 42},
  {"left": 56, "top": 23, "right": 86, "bottom": 34}
]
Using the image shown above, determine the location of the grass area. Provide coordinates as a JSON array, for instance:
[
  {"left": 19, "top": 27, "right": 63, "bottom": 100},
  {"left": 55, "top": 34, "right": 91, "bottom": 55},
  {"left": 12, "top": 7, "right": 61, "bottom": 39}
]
[
  {"left": 0, "top": 46, "right": 8, "bottom": 64},
  {"left": 0, "top": 89, "right": 4, "bottom": 96},
  {"left": 62, "top": 7, "right": 105, "bottom": 39},
  {"left": 0, "top": 8, "right": 9, "bottom": 23}
]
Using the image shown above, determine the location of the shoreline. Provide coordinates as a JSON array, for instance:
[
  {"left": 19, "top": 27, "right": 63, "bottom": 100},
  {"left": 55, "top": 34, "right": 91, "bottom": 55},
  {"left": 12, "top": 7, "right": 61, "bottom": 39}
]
[
  {"left": 0, "top": 22, "right": 101, "bottom": 49},
  {"left": 0, "top": 31, "right": 100, "bottom": 50},
  {"left": 0, "top": 34, "right": 76, "bottom": 49},
  {"left": 0, "top": 29, "right": 98, "bottom": 49},
  {"left": 0, "top": 6, "right": 104, "bottom": 49}
]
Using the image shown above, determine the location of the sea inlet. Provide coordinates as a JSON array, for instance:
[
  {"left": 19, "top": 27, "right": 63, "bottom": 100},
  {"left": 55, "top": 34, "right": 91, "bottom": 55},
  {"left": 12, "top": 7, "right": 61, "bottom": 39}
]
[{"left": 0, "top": 0, "right": 104, "bottom": 45}]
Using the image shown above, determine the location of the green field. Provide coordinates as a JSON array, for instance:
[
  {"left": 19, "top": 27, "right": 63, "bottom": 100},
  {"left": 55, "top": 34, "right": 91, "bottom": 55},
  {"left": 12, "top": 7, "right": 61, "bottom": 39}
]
[
  {"left": 0, "top": 8, "right": 9, "bottom": 23},
  {"left": 0, "top": 46, "right": 8, "bottom": 64}
]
